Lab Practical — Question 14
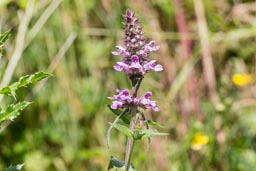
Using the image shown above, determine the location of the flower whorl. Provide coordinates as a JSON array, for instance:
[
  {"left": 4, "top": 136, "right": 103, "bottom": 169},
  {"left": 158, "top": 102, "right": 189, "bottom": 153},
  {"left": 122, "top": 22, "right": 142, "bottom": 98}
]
[{"left": 112, "top": 9, "right": 163, "bottom": 76}]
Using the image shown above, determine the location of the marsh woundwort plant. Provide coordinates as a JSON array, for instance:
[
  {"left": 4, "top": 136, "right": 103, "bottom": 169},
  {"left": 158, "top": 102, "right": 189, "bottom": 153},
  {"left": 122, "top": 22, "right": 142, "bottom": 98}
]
[{"left": 107, "top": 9, "right": 166, "bottom": 171}]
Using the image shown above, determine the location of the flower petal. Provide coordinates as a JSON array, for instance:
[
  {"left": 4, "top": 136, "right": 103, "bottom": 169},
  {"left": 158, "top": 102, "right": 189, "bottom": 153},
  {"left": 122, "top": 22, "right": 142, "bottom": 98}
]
[
  {"left": 114, "top": 62, "right": 128, "bottom": 71},
  {"left": 131, "top": 55, "right": 139, "bottom": 62},
  {"left": 154, "top": 64, "right": 163, "bottom": 71},
  {"left": 139, "top": 92, "right": 159, "bottom": 112},
  {"left": 112, "top": 46, "right": 130, "bottom": 56},
  {"left": 143, "top": 60, "right": 163, "bottom": 72},
  {"left": 111, "top": 101, "right": 124, "bottom": 109},
  {"left": 144, "top": 41, "right": 160, "bottom": 52},
  {"left": 143, "top": 92, "right": 152, "bottom": 98}
]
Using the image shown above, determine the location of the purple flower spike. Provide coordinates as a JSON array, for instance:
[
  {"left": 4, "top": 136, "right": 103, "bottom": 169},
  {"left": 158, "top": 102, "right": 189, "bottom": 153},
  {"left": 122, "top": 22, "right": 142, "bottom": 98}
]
[
  {"left": 123, "top": 10, "right": 146, "bottom": 53},
  {"left": 108, "top": 9, "right": 163, "bottom": 162},
  {"left": 109, "top": 9, "right": 162, "bottom": 113},
  {"left": 112, "top": 9, "right": 163, "bottom": 76}
]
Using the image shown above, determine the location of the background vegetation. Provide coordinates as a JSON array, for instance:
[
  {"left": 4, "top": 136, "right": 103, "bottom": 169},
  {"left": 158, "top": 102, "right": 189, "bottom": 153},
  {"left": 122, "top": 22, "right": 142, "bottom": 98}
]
[{"left": 0, "top": 0, "right": 256, "bottom": 170}]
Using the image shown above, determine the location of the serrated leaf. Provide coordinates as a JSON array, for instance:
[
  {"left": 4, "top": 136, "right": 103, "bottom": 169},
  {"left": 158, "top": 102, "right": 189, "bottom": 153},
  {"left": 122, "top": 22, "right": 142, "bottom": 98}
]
[
  {"left": 1, "top": 164, "right": 23, "bottom": 171},
  {"left": 138, "top": 129, "right": 168, "bottom": 140},
  {"left": 108, "top": 105, "right": 130, "bottom": 124},
  {"left": 108, "top": 156, "right": 134, "bottom": 171},
  {"left": 0, "top": 30, "right": 10, "bottom": 45},
  {"left": 16, "top": 71, "right": 52, "bottom": 87},
  {"left": 0, "top": 101, "right": 31, "bottom": 123},
  {"left": 148, "top": 120, "right": 165, "bottom": 129},
  {"left": 111, "top": 123, "right": 133, "bottom": 139},
  {"left": 0, "top": 71, "right": 52, "bottom": 98}
]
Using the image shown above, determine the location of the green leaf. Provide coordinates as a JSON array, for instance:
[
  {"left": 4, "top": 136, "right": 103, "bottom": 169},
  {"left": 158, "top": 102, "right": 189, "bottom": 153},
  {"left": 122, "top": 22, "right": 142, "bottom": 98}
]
[
  {"left": 108, "top": 156, "right": 134, "bottom": 171},
  {"left": 148, "top": 120, "right": 165, "bottom": 129},
  {"left": 1, "top": 164, "right": 23, "bottom": 171},
  {"left": 0, "top": 30, "right": 10, "bottom": 45},
  {"left": 0, "top": 71, "right": 52, "bottom": 98},
  {"left": 136, "top": 129, "right": 168, "bottom": 140},
  {"left": 108, "top": 105, "right": 130, "bottom": 124},
  {"left": 0, "top": 101, "right": 31, "bottom": 123},
  {"left": 111, "top": 123, "right": 133, "bottom": 139}
]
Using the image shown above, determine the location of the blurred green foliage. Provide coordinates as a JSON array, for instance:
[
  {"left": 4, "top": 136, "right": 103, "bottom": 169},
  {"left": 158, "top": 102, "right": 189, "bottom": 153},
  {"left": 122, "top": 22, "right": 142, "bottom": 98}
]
[{"left": 0, "top": 0, "right": 256, "bottom": 171}]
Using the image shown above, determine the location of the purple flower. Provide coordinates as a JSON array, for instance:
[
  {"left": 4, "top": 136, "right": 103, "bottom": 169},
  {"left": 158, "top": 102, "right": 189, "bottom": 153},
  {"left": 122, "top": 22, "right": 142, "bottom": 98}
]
[
  {"left": 109, "top": 89, "right": 159, "bottom": 111},
  {"left": 139, "top": 41, "right": 160, "bottom": 58},
  {"left": 129, "top": 55, "right": 143, "bottom": 73},
  {"left": 113, "top": 89, "right": 133, "bottom": 102},
  {"left": 139, "top": 92, "right": 159, "bottom": 111},
  {"left": 144, "top": 41, "right": 160, "bottom": 51},
  {"left": 143, "top": 60, "right": 163, "bottom": 72},
  {"left": 114, "top": 62, "right": 129, "bottom": 72},
  {"left": 109, "top": 89, "right": 132, "bottom": 109},
  {"left": 130, "top": 55, "right": 141, "bottom": 69},
  {"left": 111, "top": 101, "right": 124, "bottom": 109},
  {"left": 113, "top": 55, "right": 144, "bottom": 74},
  {"left": 112, "top": 46, "right": 130, "bottom": 56},
  {"left": 114, "top": 57, "right": 163, "bottom": 74}
]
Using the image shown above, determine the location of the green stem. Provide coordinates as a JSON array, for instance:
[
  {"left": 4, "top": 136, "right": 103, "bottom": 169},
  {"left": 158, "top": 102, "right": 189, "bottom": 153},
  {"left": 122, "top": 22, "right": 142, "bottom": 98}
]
[
  {"left": 124, "top": 76, "right": 143, "bottom": 170},
  {"left": 124, "top": 107, "right": 136, "bottom": 170}
]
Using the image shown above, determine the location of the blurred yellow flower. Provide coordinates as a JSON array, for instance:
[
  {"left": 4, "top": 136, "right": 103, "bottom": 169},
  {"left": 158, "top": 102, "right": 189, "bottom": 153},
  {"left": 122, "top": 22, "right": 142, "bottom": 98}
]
[
  {"left": 232, "top": 73, "right": 253, "bottom": 87},
  {"left": 191, "top": 132, "right": 209, "bottom": 151}
]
